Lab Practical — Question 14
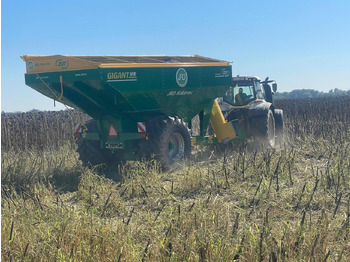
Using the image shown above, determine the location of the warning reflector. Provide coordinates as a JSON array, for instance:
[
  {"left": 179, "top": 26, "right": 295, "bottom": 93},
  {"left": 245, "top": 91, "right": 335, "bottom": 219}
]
[
  {"left": 108, "top": 125, "right": 118, "bottom": 137},
  {"left": 137, "top": 122, "right": 146, "bottom": 133},
  {"left": 73, "top": 123, "right": 82, "bottom": 138},
  {"left": 74, "top": 123, "right": 82, "bottom": 132}
]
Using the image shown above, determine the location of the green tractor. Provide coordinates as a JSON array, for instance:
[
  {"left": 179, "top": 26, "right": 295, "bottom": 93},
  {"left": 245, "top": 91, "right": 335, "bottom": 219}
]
[{"left": 22, "top": 55, "right": 283, "bottom": 169}]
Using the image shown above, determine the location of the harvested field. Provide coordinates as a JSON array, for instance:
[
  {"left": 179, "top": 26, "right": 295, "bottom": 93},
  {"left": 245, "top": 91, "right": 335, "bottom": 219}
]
[{"left": 2, "top": 96, "right": 350, "bottom": 261}]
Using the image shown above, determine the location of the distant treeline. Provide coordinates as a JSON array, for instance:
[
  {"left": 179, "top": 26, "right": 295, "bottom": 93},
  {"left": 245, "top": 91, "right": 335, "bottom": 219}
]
[{"left": 274, "top": 88, "right": 350, "bottom": 99}]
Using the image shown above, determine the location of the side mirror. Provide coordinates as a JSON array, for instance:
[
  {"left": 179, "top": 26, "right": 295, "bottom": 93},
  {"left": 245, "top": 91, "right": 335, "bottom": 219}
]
[{"left": 272, "top": 83, "right": 277, "bottom": 92}]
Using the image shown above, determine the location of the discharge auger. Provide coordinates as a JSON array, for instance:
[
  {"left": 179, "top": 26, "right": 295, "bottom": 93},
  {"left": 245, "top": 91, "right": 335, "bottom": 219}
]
[{"left": 22, "top": 55, "right": 283, "bottom": 169}]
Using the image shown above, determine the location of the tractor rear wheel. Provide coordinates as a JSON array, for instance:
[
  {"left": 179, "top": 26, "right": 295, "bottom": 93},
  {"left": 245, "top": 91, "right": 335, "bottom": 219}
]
[
  {"left": 251, "top": 109, "right": 276, "bottom": 148},
  {"left": 148, "top": 116, "right": 191, "bottom": 169}
]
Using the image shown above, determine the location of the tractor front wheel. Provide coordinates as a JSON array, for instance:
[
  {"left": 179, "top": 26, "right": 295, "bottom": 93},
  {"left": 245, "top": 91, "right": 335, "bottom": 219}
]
[{"left": 251, "top": 109, "right": 276, "bottom": 148}]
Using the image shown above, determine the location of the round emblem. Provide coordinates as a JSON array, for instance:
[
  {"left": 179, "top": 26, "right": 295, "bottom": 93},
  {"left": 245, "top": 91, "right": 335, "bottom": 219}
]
[
  {"left": 28, "top": 61, "right": 34, "bottom": 71},
  {"left": 176, "top": 68, "right": 188, "bottom": 87}
]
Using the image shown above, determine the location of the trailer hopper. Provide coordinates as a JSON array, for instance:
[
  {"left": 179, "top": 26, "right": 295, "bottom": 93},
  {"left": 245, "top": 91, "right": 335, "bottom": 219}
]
[
  {"left": 22, "top": 55, "right": 232, "bottom": 121},
  {"left": 22, "top": 54, "right": 235, "bottom": 167}
]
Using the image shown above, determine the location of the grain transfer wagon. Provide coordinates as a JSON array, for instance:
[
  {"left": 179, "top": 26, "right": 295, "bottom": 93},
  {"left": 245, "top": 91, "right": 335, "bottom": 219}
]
[{"left": 22, "top": 55, "right": 283, "bottom": 168}]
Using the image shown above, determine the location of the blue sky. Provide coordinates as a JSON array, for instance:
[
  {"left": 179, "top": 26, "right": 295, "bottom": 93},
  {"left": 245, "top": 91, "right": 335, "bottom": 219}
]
[{"left": 2, "top": 0, "right": 350, "bottom": 112}]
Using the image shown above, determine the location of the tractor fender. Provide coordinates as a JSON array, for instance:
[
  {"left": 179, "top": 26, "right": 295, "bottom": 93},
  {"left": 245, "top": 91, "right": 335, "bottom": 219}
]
[{"left": 247, "top": 101, "right": 273, "bottom": 118}]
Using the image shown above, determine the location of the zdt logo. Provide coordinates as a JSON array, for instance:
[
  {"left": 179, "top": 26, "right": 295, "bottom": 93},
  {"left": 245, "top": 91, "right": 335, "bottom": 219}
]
[{"left": 55, "top": 59, "right": 69, "bottom": 69}]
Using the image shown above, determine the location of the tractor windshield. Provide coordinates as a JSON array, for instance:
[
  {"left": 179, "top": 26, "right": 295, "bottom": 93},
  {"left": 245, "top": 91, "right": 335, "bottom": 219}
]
[{"left": 224, "top": 80, "right": 255, "bottom": 105}]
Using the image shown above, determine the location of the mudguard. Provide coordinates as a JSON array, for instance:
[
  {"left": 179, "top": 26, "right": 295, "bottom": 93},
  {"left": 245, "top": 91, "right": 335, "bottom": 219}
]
[{"left": 247, "top": 101, "right": 273, "bottom": 117}]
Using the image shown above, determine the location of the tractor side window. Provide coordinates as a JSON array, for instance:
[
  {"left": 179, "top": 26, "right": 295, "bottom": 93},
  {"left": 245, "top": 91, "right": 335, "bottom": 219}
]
[
  {"left": 233, "top": 85, "right": 254, "bottom": 105},
  {"left": 223, "top": 86, "right": 235, "bottom": 104},
  {"left": 255, "top": 83, "right": 265, "bottom": 99}
]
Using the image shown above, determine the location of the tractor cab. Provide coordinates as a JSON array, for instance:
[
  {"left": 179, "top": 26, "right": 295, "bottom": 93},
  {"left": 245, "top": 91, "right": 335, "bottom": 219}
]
[
  {"left": 219, "top": 76, "right": 278, "bottom": 111},
  {"left": 219, "top": 76, "right": 262, "bottom": 111},
  {"left": 216, "top": 76, "right": 282, "bottom": 148}
]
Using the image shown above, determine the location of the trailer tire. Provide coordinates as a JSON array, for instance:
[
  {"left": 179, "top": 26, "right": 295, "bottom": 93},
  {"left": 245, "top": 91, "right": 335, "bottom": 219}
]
[
  {"left": 148, "top": 116, "right": 191, "bottom": 169},
  {"left": 251, "top": 109, "right": 276, "bottom": 148},
  {"left": 274, "top": 109, "right": 284, "bottom": 147},
  {"left": 76, "top": 119, "right": 119, "bottom": 168},
  {"left": 77, "top": 138, "right": 109, "bottom": 167}
]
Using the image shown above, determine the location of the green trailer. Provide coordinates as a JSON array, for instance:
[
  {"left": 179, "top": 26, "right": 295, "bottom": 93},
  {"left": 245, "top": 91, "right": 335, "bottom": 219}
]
[{"left": 22, "top": 55, "right": 282, "bottom": 168}]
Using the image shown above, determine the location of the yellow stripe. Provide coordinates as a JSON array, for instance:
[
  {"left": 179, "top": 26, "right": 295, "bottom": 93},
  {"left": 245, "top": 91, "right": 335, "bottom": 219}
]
[
  {"left": 59, "top": 76, "right": 63, "bottom": 101},
  {"left": 99, "top": 62, "right": 229, "bottom": 68}
]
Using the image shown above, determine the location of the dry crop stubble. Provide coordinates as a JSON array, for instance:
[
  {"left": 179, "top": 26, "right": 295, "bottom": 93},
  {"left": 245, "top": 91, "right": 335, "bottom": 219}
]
[{"left": 2, "top": 96, "right": 350, "bottom": 261}]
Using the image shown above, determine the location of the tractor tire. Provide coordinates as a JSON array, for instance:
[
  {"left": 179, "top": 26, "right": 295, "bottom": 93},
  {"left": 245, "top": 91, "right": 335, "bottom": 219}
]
[
  {"left": 225, "top": 109, "right": 241, "bottom": 121},
  {"left": 274, "top": 109, "right": 284, "bottom": 147},
  {"left": 76, "top": 119, "right": 117, "bottom": 168},
  {"left": 251, "top": 109, "right": 276, "bottom": 148},
  {"left": 148, "top": 116, "right": 191, "bottom": 169}
]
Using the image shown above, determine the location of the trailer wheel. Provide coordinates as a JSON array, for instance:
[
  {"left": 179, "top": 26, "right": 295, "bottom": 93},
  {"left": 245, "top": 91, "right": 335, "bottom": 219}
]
[
  {"left": 274, "top": 109, "right": 284, "bottom": 147},
  {"left": 148, "top": 117, "right": 191, "bottom": 169},
  {"left": 76, "top": 119, "right": 119, "bottom": 168},
  {"left": 251, "top": 109, "right": 276, "bottom": 148},
  {"left": 77, "top": 138, "right": 109, "bottom": 167}
]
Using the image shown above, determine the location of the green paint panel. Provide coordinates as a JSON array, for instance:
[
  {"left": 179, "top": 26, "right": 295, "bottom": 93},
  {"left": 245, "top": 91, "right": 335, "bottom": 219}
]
[
  {"left": 25, "top": 65, "right": 232, "bottom": 123},
  {"left": 24, "top": 62, "right": 232, "bottom": 153},
  {"left": 101, "top": 65, "right": 232, "bottom": 121}
]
